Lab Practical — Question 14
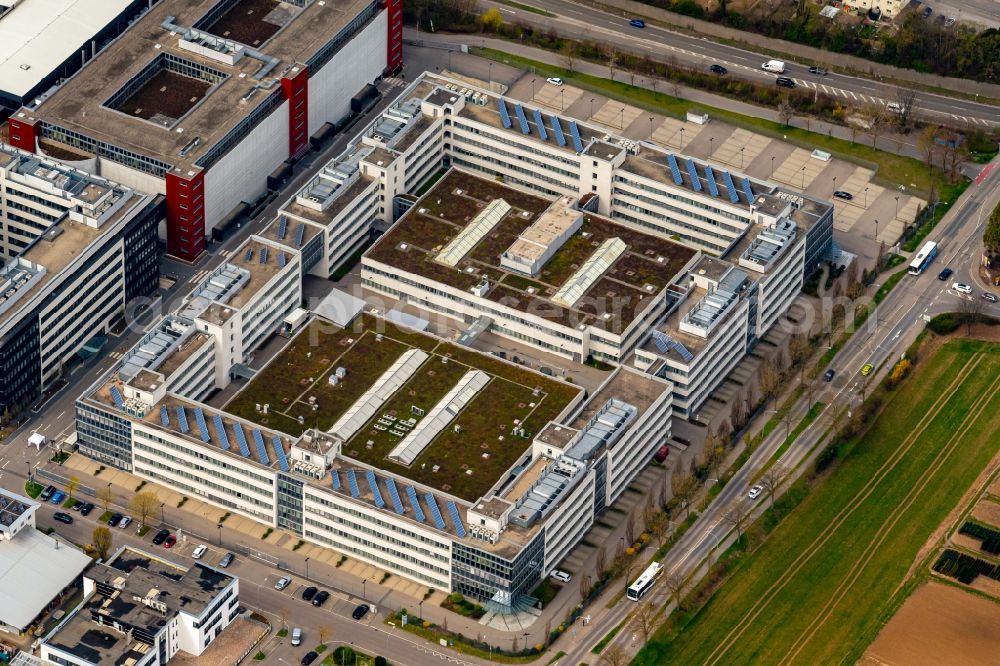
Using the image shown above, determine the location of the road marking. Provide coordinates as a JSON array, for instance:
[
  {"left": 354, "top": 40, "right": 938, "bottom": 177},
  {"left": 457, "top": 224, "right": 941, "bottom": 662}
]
[{"left": 849, "top": 91, "right": 858, "bottom": 101}]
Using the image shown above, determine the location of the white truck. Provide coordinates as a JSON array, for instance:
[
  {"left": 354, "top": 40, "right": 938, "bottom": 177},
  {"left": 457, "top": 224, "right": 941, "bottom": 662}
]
[{"left": 761, "top": 60, "right": 786, "bottom": 74}]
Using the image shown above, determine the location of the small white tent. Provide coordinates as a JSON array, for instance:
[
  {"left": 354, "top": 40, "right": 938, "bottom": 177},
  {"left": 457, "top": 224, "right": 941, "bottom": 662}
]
[{"left": 28, "top": 432, "right": 46, "bottom": 450}]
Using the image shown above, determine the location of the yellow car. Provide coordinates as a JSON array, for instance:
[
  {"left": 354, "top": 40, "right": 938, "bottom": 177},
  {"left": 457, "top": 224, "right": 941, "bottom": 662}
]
[{"left": 861, "top": 363, "right": 874, "bottom": 377}]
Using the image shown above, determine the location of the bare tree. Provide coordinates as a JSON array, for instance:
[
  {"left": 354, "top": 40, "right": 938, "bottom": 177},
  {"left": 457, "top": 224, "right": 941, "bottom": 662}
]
[
  {"left": 97, "top": 486, "right": 114, "bottom": 513},
  {"left": 706, "top": 442, "right": 726, "bottom": 480},
  {"left": 777, "top": 97, "right": 794, "bottom": 127},
  {"left": 862, "top": 101, "right": 888, "bottom": 147},
  {"left": 579, "top": 574, "right": 590, "bottom": 600},
  {"left": 722, "top": 500, "right": 751, "bottom": 540},
  {"left": 600, "top": 643, "right": 629, "bottom": 666},
  {"left": 644, "top": 507, "right": 670, "bottom": 549},
  {"left": 788, "top": 332, "right": 809, "bottom": 379},
  {"left": 917, "top": 125, "right": 938, "bottom": 167},
  {"left": 758, "top": 359, "right": 780, "bottom": 405},
  {"left": 92, "top": 526, "right": 113, "bottom": 561},
  {"left": 758, "top": 465, "right": 789, "bottom": 507},
  {"left": 318, "top": 625, "right": 330, "bottom": 647},
  {"left": 663, "top": 568, "right": 686, "bottom": 611},
  {"left": 606, "top": 46, "right": 619, "bottom": 81},
  {"left": 560, "top": 42, "right": 578, "bottom": 73},
  {"left": 279, "top": 607, "right": 290, "bottom": 631},
  {"left": 625, "top": 511, "right": 636, "bottom": 546},
  {"left": 960, "top": 292, "right": 985, "bottom": 335},
  {"left": 128, "top": 490, "right": 159, "bottom": 529},
  {"left": 631, "top": 602, "right": 659, "bottom": 643},
  {"left": 65, "top": 475, "right": 80, "bottom": 501},
  {"left": 596, "top": 546, "right": 608, "bottom": 578},
  {"left": 730, "top": 395, "right": 747, "bottom": 432},
  {"left": 893, "top": 87, "right": 917, "bottom": 131},
  {"left": 672, "top": 470, "right": 697, "bottom": 517}
]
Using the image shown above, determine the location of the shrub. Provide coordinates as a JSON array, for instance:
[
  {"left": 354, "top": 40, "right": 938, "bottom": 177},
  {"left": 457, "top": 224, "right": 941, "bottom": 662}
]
[
  {"left": 814, "top": 442, "right": 839, "bottom": 474},
  {"left": 375, "top": 657, "right": 389, "bottom": 666},
  {"left": 928, "top": 313, "right": 960, "bottom": 334}
]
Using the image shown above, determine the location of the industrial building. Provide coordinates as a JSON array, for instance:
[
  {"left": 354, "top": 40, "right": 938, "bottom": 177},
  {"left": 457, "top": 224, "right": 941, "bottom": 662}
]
[{"left": 6, "top": 0, "right": 403, "bottom": 262}]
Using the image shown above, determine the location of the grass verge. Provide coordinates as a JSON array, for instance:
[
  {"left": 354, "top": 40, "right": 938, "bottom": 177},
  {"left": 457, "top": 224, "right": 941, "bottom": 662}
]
[
  {"left": 767, "top": 401, "right": 825, "bottom": 466},
  {"left": 634, "top": 339, "right": 1000, "bottom": 665},
  {"left": 591, "top": 620, "right": 625, "bottom": 654}
]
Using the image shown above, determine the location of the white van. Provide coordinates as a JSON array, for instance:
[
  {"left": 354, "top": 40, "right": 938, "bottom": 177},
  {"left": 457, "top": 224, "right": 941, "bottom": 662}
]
[
  {"left": 886, "top": 101, "right": 906, "bottom": 115},
  {"left": 761, "top": 60, "right": 786, "bottom": 74},
  {"left": 291, "top": 628, "right": 302, "bottom": 646}
]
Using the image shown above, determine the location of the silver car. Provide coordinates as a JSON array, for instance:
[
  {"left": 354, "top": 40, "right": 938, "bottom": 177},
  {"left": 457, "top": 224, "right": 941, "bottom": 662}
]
[{"left": 274, "top": 576, "right": 292, "bottom": 590}]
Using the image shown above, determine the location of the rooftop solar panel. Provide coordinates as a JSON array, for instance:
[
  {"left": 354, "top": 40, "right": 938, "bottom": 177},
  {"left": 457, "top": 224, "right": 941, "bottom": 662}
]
[
  {"left": 277, "top": 216, "right": 288, "bottom": 239},
  {"left": 514, "top": 104, "right": 531, "bottom": 134},
  {"left": 425, "top": 493, "right": 447, "bottom": 530},
  {"left": 110, "top": 386, "right": 125, "bottom": 409},
  {"left": 686, "top": 158, "right": 703, "bottom": 192},
  {"left": 550, "top": 115, "right": 567, "bottom": 146},
  {"left": 366, "top": 470, "right": 385, "bottom": 509},
  {"left": 278, "top": 252, "right": 287, "bottom": 268},
  {"left": 385, "top": 478, "right": 405, "bottom": 514},
  {"left": 347, "top": 469, "right": 360, "bottom": 498},
  {"left": 252, "top": 429, "right": 270, "bottom": 466},
  {"left": 742, "top": 177, "right": 755, "bottom": 204},
  {"left": 331, "top": 469, "right": 341, "bottom": 490},
  {"left": 533, "top": 109, "right": 549, "bottom": 141},
  {"left": 407, "top": 486, "right": 426, "bottom": 522},
  {"left": 568, "top": 120, "right": 583, "bottom": 152},
  {"left": 498, "top": 98, "right": 512, "bottom": 129},
  {"left": 244, "top": 247, "right": 254, "bottom": 261},
  {"left": 667, "top": 154, "right": 684, "bottom": 185},
  {"left": 722, "top": 171, "right": 740, "bottom": 204},
  {"left": 175, "top": 406, "right": 189, "bottom": 434},
  {"left": 213, "top": 414, "right": 231, "bottom": 450},
  {"left": 295, "top": 223, "right": 306, "bottom": 247},
  {"left": 446, "top": 501, "right": 467, "bottom": 538},
  {"left": 194, "top": 408, "right": 211, "bottom": 443},
  {"left": 272, "top": 435, "right": 289, "bottom": 472},
  {"left": 233, "top": 423, "right": 251, "bottom": 458},
  {"left": 704, "top": 166, "right": 720, "bottom": 197},
  {"left": 160, "top": 406, "right": 170, "bottom": 427},
  {"left": 259, "top": 246, "right": 269, "bottom": 264}
]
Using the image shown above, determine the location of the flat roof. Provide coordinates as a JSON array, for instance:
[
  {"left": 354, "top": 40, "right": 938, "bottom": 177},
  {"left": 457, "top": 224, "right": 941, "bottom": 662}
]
[
  {"left": 570, "top": 367, "right": 666, "bottom": 430},
  {"left": 458, "top": 96, "right": 604, "bottom": 157},
  {"left": 225, "top": 237, "right": 288, "bottom": 310},
  {"left": 366, "top": 170, "right": 696, "bottom": 335},
  {"left": 0, "top": 0, "right": 134, "bottom": 99},
  {"left": 0, "top": 526, "right": 90, "bottom": 630},
  {"left": 27, "top": 0, "right": 378, "bottom": 172},
  {"left": 622, "top": 151, "right": 758, "bottom": 213},
  {"left": 224, "top": 314, "right": 583, "bottom": 502}
]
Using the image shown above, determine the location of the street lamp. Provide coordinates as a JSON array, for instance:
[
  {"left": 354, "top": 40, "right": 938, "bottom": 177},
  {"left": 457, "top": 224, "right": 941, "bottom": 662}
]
[
  {"left": 217, "top": 523, "right": 222, "bottom": 545},
  {"left": 740, "top": 146, "right": 745, "bottom": 169},
  {"left": 648, "top": 115, "right": 654, "bottom": 138},
  {"left": 801, "top": 166, "right": 806, "bottom": 189},
  {"left": 864, "top": 186, "right": 870, "bottom": 208},
  {"left": 560, "top": 88, "right": 565, "bottom": 112},
  {"left": 894, "top": 195, "right": 900, "bottom": 219},
  {"left": 362, "top": 578, "right": 367, "bottom": 600},
  {"left": 874, "top": 218, "right": 879, "bottom": 241},
  {"left": 770, "top": 155, "right": 776, "bottom": 179},
  {"left": 709, "top": 136, "right": 714, "bottom": 157},
  {"left": 531, "top": 78, "right": 536, "bottom": 100},
  {"left": 305, "top": 557, "right": 310, "bottom": 579},
  {"left": 832, "top": 175, "right": 837, "bottom": 194},
  {"left": 488, "top": 62, "right": 494, "bottom": 85},
  {"left": 160, "top": 502, "right": 164, "bottom": 524},
  {"left": 620, "top": 107, "right": 625, "bottom": 130},
  {"left": 590, "top": 98, "right": 595, "bottom": 118},
  {"left": 679, "top": 127, "right": 685, "bottom": 150},
  {"left": 25, "top": 462, "right": 30, "bottom": 484}
]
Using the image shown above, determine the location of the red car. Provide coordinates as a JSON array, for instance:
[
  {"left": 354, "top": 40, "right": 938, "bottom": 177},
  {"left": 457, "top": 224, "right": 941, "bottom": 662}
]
[
  {"left": 164, "top": 535, "right": 177, "bottom": 548},
  {"left": 653, "top": 444, "right": 670, "bottom": 463}
]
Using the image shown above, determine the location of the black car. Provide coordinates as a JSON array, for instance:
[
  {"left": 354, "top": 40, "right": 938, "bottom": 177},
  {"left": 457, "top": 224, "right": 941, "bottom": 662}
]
[
  {"left": 823, "top": 369, "right": 836, "bottom": 382},
  {"left": 808, "top": 66, "right": 828, "bottom": 75},
  {"left": 300, "top": 651, "right": 319, "bottom": 666},
  {"left": 53, "top": 512, "right": 73, "bottom": 525},
  {"left": 937, "top": 268, "right": 953, "bottom": 281},
  {"left": 833, "top": 191, "right": 853, "bottom": 200},
  {"left": 152, "top": 529, "right": 170, "bottom": 545},
  {"left": 301, "top": 586, "right": 318, "bottom": 602},
  {"left": 39, "top": 485, "right": 56, "bottom": 501},
  {"left": 71, "top": 500, "right": 83, "bottom": 511},
  {"left": 776, "top": 77, "right": 796, "bottom": 88},
  {"left": 709, "top": 64, "right": 728, "bottom": 75},
  {"left": 352, "top": 604, "right": 370, "bottom": 620},
  {"left": 311, "top": 590, "right": 330, "bottom": 607},
  {"left": 219, "top": 553, "right": 235, "bottom": 568},
  {"left": 80, "top": 502, "right": 94, "bottom": 516},
  {"left": 108, "top": 512, "right": 123, "bottom": 527}
]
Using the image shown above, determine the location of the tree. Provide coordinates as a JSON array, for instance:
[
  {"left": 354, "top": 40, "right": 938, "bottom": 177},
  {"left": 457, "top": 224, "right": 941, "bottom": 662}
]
[
  {"left": 511, "top": 636, "right": 519, "bottom": 653},
  {"left": 606, "top": 46, "right": 619, "bottom": 81},
  {"left": 631, "top": 601, "right": 659, "bottom": 643},
  {"left": 596, "top": 546, "right": 608, "bottom": 579},
  {"left": 984, "top": 201, "right": 1000, "bottom": 258},
  {"left": 318, "top": 625, "right": 330, "bottom": 647},
  {"left": 672, "top": 470, "right": 697, "bottom": 517},
  {"left": 788, "top": 332, "right": 809, "bottom": 381},
  {"left": 478, "top": 7, "right": 503, "bottom": 32},
  {"left": 862, "top": 101, "right": 887, "bottom": 147},
  {"left": 723, "top": 500, "right": 751, "bottom": 540},
  {"left": 560, "top": 42, "right": 578, "bottom": 72},
  {"left": 917, "top": 125, "right": 938, "bottom": 167},
  {"left": 893, "top": 87, "right": 917, "bottom": 131},
  {"left": 129, "top": 490, "right": 159, "bottom": 529},
  {"left": 599, "top": 643, "right": 628, "bottom": 666},
  {"left": 644, "top": 506, "right": 670, "bottom": 548},
  {"left": 97, "top": 486, "right": 114, "bottom": 513},
  {"left": 92, "top": 525, "right": 113, "bottom": 561},
  {"left": 706, "top": 443, "right": 726, "bottom": 480},
  {"left": 663, "top": 568, "right": 686, "bottom": 611},
  {"left": 759, "top": 464, "right": 789, "bottom": 507},
  {"left": 625, "top": 511, "right": 636, "bottom": 546},
  {"left": 65, "top": 475, "right": 80, "bottom": 500},
  {"left": 758, "top": 359, "right": 780, "bottom": 405},
  {"left": 730, "top": 394, "right": 747, "bottom": 432},
  {"left": 279, "top": 607, "right": 290, "bottom": 631},
  {"left": 959, "top": 291, "right": 985, "bottom": 335},
  {"left": 777, "top": 97, "right": 794, "bottom": 126}
]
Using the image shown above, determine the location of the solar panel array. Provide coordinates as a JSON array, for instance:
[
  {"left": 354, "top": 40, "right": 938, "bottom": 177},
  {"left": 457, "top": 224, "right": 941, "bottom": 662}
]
[
  {"left": 295, "top": 223, "right": 305, "bottom": 247},
  {"left": 252, "top": 429, "right": 270, "bottom": 465},
  {"left": 674, "top": 340, "right": 695, "bottom": 362},
  {"left": 514, "top": 104, "right": 531, "bottom": 134},
  {"left": 550, "top": 115, "right": 567, "bottom": 146},
  {"left": 272, "top": 436, "right": 289, "bottom": 471},
  {"left": 407, "top": 486, "right": 426, "bottom": 522},
  {"left": 704, "top": 166, "right": 720, "bottom": 197},
  {"left": 259, "top": 247, "right": 269, "bottom": 264},
  {"left": 498, "top": 98, "right": 512, "bottom": 129},
  {"left": 667, "top": 154, "right": 683, "bottom": 185},
  {"left": 175, "top": 406, "right": 189, "bottom": 434},
  {"left": 366, "top": 470, "right": 385, "bottom": 509},
  {"left": 233, "top": 422, "right": 251, "bottom": 458},
  {"left": 385, "top": 478, "right": 404, "bottom": 514},
  {"left": 446, "top": 501, "right": 466, "bottom": 538},
  {"left": 244, "top": 247, "right": 254, "bottom": 261},
  {"left": 194, "top": 408, "right": 211, "bottom": 443},
  {"left": 214, "top": 414, "right": 231, "bottom": 450},
  {"left": 425, "top": 493, "right": 446, "bottom": 530},
  {"left": 568, "top": 120, "right": 583, "bottom": 152},
  {"left": 686, "top": 159, "right": 703, "bottom": 192},
  {"left": 652, "top": 330, "right": 673, "bottom": 353},
  {"left": 110, "top": 386, "right": 125, "bottom": 409},
  {"left": 331, "top": 469, "right": 341, "bottom": 490},
  {"left": 160, "top": 406, "right": 170, "bottom": 427},
  {"left": 277, "top": 216, "right": 288, "bottom": 239},
  {"left": 742, "top": 177, "right": 754, "bottom": 204},
  {"left": 278, "top": 252, "right": 287, "bottom": 268},
  {"left": 722, "top": 171, "right": 740, "bottom": 204},
  {"left": 533, "top": 109, "right": 548, "bottom": 141},
  {"left": 347, "top": 469, "right": 360, "bottom": 497}
]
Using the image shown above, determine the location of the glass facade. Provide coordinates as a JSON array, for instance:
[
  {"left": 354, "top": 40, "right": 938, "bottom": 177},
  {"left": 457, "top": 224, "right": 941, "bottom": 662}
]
[
  {"left": 452, "top": 531, "right": 544, "bottom": 605},
  {"left": 276, "top": 472, "right": 304, "bottom": 533},
  {"left": 76, "top": 401, "right": 134, "bottom": 470}
]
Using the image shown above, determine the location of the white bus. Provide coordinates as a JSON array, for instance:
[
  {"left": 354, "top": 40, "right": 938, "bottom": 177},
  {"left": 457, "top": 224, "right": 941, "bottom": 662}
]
[
  {"left": 908, "top": 241, "right": 939, "bottom": 275},
  {"left": 627, "top": 562, "right": 663, "bottom": 601}
]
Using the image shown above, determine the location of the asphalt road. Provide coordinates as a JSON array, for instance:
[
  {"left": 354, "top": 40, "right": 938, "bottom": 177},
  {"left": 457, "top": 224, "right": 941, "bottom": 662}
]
[
  {"left": 477, "top": 0, "right": 1000, "bottom": 126},
  {"left": 558, "top": 157, "right": 1000, "bottom": 664}
]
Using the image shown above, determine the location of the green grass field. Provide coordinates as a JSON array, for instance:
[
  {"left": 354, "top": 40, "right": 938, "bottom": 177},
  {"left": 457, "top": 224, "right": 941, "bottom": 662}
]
[{"left": 634, "top": 339, "right": 1000, "bottom": 666}]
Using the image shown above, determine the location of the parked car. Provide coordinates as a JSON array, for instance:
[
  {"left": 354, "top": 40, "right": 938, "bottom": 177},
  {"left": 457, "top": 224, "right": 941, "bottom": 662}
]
[
  {"left": 709, "top": 64, "right": 728, "bottom": 75},
  {"left": 937, "top": 268, "right": 953, "bottom": 281},
  {"left": 118, "top": 516, "right": 132, "bottom": 529},
  {"left": 654, "top": 444, "right": 670, "bottom": 463},
  {"left": 983, "top": 292, "right": 998, "bottom": 303},
  {"left": 861, "top": 363, "right": 874, "bottom": 376},
  {"left": 219, "top": 552, "right": 235, "bottom": 568},
  {"left": 748, "top": 485, "right": 763, "bottom": 500},
  {"left": 164, "top": 535, "right": 177, "bottom": 548},
  {"left": 301, "top": 586, "right": 318, "bottom": 601},
  {"left": 629, "top": 18, "right": 645, "bottom": 28},
  {"left": 108, "top": 513, "right": 123, "bottom": 527},
  {"left": 311, "top": 590, "right": 330, "bottom": 607},
  {"left": 79, "top": 502, "right": 94, "bottom": 516},
  {"left": 300, "top": 651, "right": 319, "bottom": 666},
  {"left": 550, "top": 570, "right": 572, "bottom": 584},
  {"left": 39, "top": 485, "right": 56, "bottom": 501},
  {"left": 823, "top": 369, "right": 836, "bottom": 382},
  {"left": 352, "top": 604, "right": 370, "bottom": 620},
  {"left": 545, "top": 77, "right": 563, "bottom": 86},
  {"left": 944, "top": 16, "right": 956, "bottom": 27},
  {"left": 775, "top": 77, "right": 796, "bottom": 88},
  {"left": 152, "top": 529, "right": 170, "bottom": 545},
  {"left": 833, "top": 191, "right": 854, "bottom": 200},
  {"left": 192, "top": 544, "right": 207, "bottom": 559},
  {"left": 291, "top": 628, "right": 302, "bottom": 646},
  {"left": 953, "top": 282, "right": 973, "bottom": 295},
  {"left": 71, "top": 500, "right": 83, "bottom": 511},
  {"left": 275, "top": 576, "right": 292, "bottom": 591},
  {"left": 53, "top": 512, "right": 73, "bottom": 525},
  {"left": 808, "top": 66, "right": 828, "bottom": 75},
  {"left": 50, "top": 491, "right": 66, "bottom": 504}
]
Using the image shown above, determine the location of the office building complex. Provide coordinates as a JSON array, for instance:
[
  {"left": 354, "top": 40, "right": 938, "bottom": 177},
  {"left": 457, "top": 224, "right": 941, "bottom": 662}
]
[
  {"left": 7, "top": 0, "right": 402, "bottom": 262},
  {"left": 0, "top": 144, "right": 162, "bottom": 419}
]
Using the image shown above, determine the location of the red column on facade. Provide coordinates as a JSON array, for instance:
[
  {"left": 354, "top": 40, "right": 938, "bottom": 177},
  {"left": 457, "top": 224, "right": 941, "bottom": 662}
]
[
  {"left": 281, "top": 65, "right": 309, "bottom": 160},
  {"left": 7, "top": 115, "right": 38, "bottom": 153},
  {"left": 164, "top": 169, "right": 207, "bottom": 262},
  {"left": 386, "top": 0, "right": 403, "bottom": 74}
]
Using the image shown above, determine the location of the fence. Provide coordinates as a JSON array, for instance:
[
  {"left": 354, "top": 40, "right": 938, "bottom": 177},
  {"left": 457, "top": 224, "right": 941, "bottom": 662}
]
[{"left": 35, "top": 468, "right": 96, "bottom": 498}]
